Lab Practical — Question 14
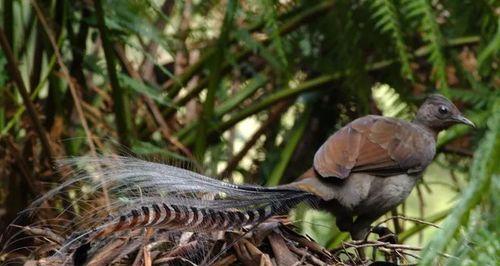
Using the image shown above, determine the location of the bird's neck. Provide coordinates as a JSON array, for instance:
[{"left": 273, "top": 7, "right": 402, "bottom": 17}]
[{"left": 412, "top": 119, "right": 439, "bottom": 139}]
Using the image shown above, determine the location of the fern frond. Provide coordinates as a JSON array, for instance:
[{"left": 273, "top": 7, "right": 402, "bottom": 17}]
[
  {"left": 477, "top": 20, "right": 500, "bottom": 69},
  {"left": 372, "top": 83, "right": 413, "bottom": 120},
  {"left": 403, "top": 0, "right": 447, "bottom": 90},
  {"left": 370, "top": 0, "right": 413, "bottom": 80},
  {"left": 260, "top": 0, "right": 288, "bottom": 71}
]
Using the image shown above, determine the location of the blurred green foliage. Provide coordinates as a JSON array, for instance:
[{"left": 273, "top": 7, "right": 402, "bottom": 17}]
[{"left": 0, "top": 0, "right": 498, "bottom": 264}]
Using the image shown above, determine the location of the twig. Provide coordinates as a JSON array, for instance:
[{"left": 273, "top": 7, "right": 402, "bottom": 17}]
[
  {"left": 11, "top": 224, "right": 64, "bottom": 245},
  {"left": 398, "top": 249, "right": 421, "bottom": 260},
  {"left": 340, "top": 242, "right": 356, "bottom": 264},
  {"left": 416, "top": 185, "right": 425, "bottom": 244},
  {"left": 372, "top": 215, "right": 440, "bottom": 232},
  {"left": 399, "top": 209, "right": 450, "bottom": 242},
  {"left": 30, "top": 0, "right": 96, "bottom": 155},
  {"left": 342, "top": 240, "right": 456, "bottom": 259},
  {"left": 344, "top": 240, "right": 422, "bottom": 251},
  {"left": 288, "top": 245, "right": 326, "bottom": 266}
]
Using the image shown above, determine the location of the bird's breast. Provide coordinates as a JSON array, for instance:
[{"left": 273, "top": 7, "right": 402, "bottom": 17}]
[{"left": 356, "top": 173, "right": 420, "bottom": 215}]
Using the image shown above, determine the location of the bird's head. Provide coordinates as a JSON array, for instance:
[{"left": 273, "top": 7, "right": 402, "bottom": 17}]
[{"left": 414, "top": 94, "right": 475, "bottom": 131}]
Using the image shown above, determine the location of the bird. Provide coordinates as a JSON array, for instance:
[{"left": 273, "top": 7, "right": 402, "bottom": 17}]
[
  {"left": 284, "top": 93, "right": 475, "bottom": 242},
  {"left": 7, "top": 94, "right": 474, "bottom": 263}
]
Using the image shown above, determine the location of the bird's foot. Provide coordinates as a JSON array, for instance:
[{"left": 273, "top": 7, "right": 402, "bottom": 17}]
[
  {"left": 371, "top": 226, "right": 398, "bottom": 244},
  {"left": 370, "top": 226, "right": 399, "bottom": 263}
]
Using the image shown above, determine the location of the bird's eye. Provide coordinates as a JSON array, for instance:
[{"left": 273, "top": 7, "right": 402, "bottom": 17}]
[{"left": 438, "top": 105, "right": 449, "bottom": 115}]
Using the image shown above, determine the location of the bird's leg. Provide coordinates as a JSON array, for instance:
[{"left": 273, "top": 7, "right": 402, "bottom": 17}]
[
  {"left": 335, "top": 214, "right": 353, "bottom": 232},
  {"left": 371, "top": 226, "right": 398, "bottom": 244},
  {"left": 350, "top": 215, "right": 378, "bottom": 263},
  {"left": 371, "top": 226, "right": 398, "bottom": 263}
]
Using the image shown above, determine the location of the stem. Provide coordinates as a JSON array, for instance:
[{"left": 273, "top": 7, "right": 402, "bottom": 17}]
[
  {"left": 398, "top": 209, "right": 450, "bottom": 243},
  {"left": 0, "top": 27, "right": 54, "bottom": 162},
  {"left": 94, "top": 0, "right": 133, "bottom": 148},
  {"left": 29, "top": 22, "right": 44, "bottom": 90},
  {"left": 3, "top": 0, "right": 14, "bottom": 49},
  {"left": 267, "top": 107, "right": 311, "bottom": 186},
  {"left": 194, "top": 0, "right": 238, "bottom": 160},
  {"left": 31, "top": 0, "right": 97, "bottom": 154}
]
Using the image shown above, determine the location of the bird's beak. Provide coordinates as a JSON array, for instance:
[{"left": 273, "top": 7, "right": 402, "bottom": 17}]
[{"left": 455, "top": 114, "right": 475, "bottom": 128}]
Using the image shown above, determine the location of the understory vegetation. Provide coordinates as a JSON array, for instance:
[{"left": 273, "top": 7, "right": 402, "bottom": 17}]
[{"left": 0, "top": 0, "right": 498, "bottom": 265}]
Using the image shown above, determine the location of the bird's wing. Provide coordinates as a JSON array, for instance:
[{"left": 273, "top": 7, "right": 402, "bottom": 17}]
[{"left": 313, "top": 115, "right": 434, "bottom": 179}]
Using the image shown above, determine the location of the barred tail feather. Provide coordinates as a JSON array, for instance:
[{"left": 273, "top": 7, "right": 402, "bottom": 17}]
[
  {"left": 86, "top": 201, "right": 282, "bottom": 242},
  {"left": 12, "top": 156, "right": 313, "bottom": 261}
]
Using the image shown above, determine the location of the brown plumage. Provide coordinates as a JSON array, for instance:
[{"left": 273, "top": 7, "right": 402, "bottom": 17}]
[
  {"left": 287, "top": 94, "right": 475, "bottom": 241},
  {"left": 313, "top": 115, "right": 436, "bottom": 178}
]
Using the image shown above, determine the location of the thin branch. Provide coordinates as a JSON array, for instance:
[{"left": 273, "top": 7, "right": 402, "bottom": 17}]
[
  {"left": 30, "top": 0, "right": 96, "bottom": 155},
  {"left": 398, "top": 209, "right": 450, "bottom": 243},
  {"left": 416, "top": 184, "right": 425, "bottom": 244},
  {"left": 343, "top": 240, "right": 456, "bottom": 259},
  {"left": 373, "top": 215, "right": 441, "bottom": 232}
]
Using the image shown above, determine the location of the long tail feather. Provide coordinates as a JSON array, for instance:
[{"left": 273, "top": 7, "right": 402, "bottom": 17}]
[{"left": 16, "top": 156, "right": 313, "bottom": 259}]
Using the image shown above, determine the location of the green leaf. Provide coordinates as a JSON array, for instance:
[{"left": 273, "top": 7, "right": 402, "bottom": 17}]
[
  {"left": 477, "top": 19, "right": 500, "bottom": 69},
  {"left": 216, "top": 75, "right": 267, "bottom": 116},
  {"left": 118, "top": 73, "right": 174, "bottom": 107}
]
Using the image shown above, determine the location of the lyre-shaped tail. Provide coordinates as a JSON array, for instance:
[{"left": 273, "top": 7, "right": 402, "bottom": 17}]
[{"left": 31, "top": 156, "right": 314, "bottom": 257}]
